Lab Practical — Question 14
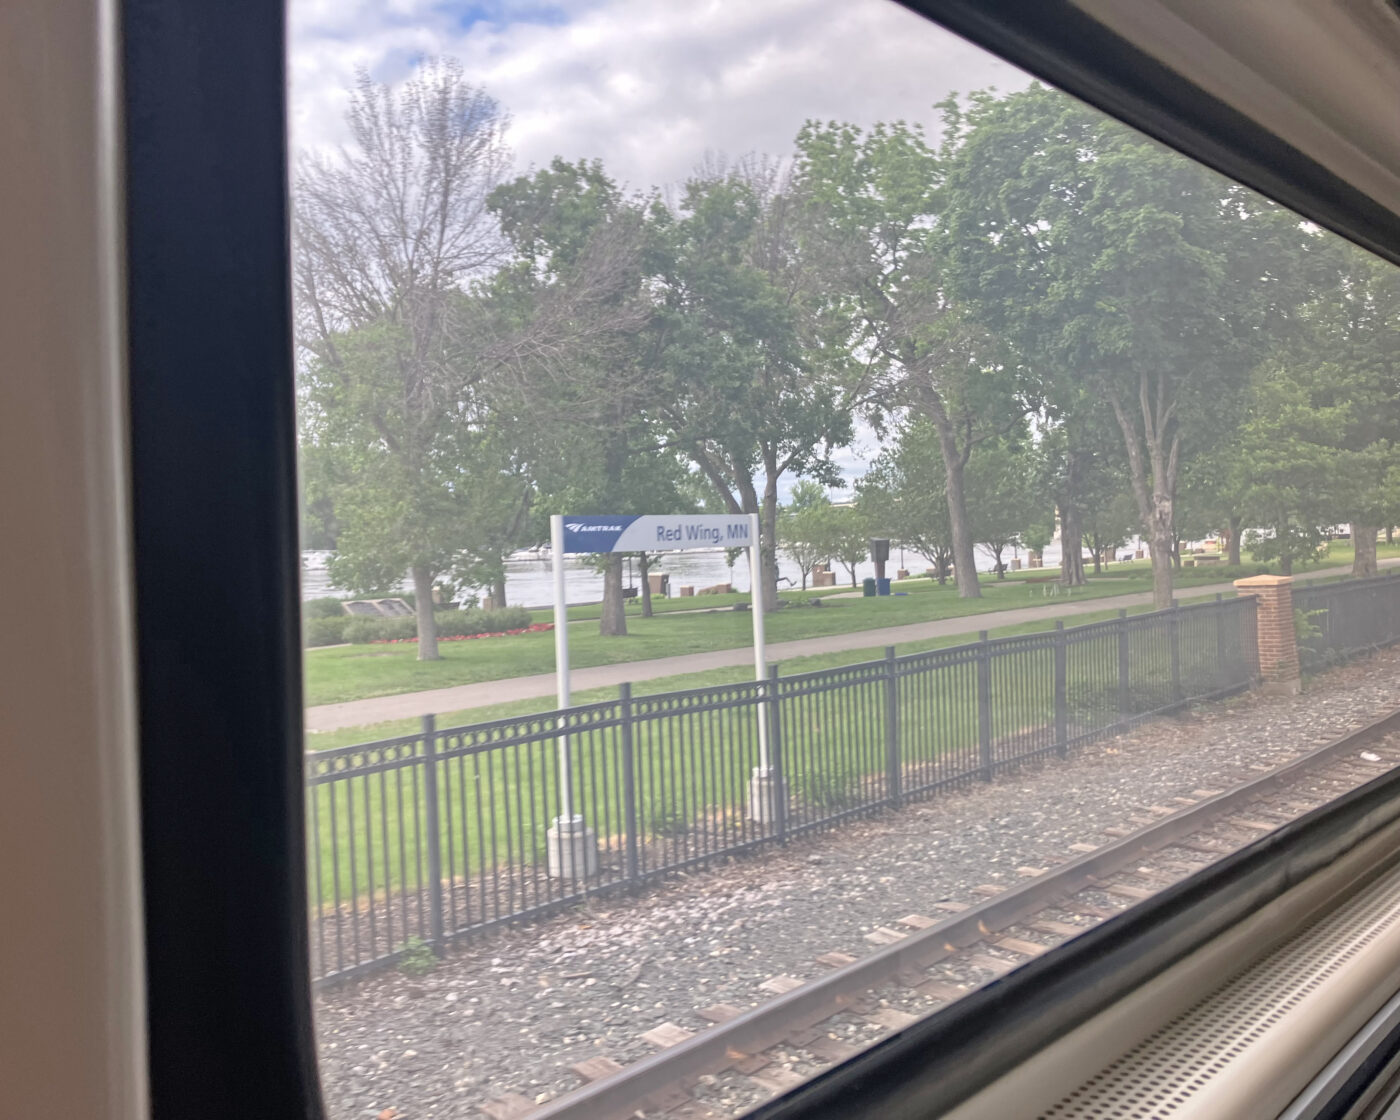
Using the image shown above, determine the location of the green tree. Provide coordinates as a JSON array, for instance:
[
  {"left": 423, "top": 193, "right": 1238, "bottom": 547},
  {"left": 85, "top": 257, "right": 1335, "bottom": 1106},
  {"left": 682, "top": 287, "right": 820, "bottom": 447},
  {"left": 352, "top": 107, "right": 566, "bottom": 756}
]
[
  {"left": 796, "top": 120, "right": 1027, "bottom": 599},
  {"left": 658, "top": 163, "right": 869, "bottom": 610},
  {"left": 778, "top": 487, "right": 833, "bottom": 591},
  {"left": 965, "top": 433, "right": 1043, "bottom": 579},
  {"left": 485, "top": 158, "right": 665, "bottom": 635},
  {"left": 294, "top": 62, "right": 512, "bottom": 658},
  {"left": 827, "top": 504, "right": 872, "bottom": 587},
  {"left": 857, "top": 418, "right": 955, "bottom": 583},
  {"left": 942, "top": 84, "right": 1313, "bottom": 607}
]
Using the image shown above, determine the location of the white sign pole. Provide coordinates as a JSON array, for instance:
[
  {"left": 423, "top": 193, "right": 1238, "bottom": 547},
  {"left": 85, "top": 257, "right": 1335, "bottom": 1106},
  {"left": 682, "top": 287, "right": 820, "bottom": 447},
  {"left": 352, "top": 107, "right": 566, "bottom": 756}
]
[
  {"left": 550, "top": 514, "right": 573, "bottom": 821},
  {"left": 748, "top": 511, "right": 769, "bottom": 771}
]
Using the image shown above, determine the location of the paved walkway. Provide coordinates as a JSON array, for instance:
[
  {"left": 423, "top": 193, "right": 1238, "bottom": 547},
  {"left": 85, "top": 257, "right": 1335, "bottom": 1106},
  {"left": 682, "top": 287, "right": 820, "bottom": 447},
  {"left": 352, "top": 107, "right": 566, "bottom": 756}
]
[{"left": 305, "top": 559, "right": 1397, "bottom": 732}]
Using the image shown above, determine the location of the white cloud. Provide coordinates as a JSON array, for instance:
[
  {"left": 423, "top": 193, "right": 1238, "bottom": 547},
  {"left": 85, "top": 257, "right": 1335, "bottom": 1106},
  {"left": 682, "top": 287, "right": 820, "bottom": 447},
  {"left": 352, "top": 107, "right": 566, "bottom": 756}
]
[
  {"left": 287, "top": 0, "right": 1030, "bottom": 490},
  {"left": 288, "top": 0, "right": 1029, "bottom": 191}
]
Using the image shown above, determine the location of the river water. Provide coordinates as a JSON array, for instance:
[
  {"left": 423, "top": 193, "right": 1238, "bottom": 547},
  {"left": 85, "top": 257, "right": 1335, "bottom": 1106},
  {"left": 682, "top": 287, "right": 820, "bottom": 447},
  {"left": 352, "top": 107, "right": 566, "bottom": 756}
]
[{"left": 299, "top": 539, "right": 1103, "bottom": 607}]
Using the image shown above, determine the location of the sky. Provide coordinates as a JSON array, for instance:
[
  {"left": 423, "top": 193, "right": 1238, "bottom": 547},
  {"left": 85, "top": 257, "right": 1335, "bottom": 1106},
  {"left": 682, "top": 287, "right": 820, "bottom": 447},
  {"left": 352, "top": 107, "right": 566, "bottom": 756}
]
[{"left": 287, "top": 0, "right": 1030, "bottom": 488}]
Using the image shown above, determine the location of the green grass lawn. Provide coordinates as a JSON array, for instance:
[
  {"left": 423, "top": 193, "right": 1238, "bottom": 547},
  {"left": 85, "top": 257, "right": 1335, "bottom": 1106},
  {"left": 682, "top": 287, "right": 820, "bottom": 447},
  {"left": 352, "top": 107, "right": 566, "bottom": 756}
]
[
  {"left": 304, "top": 590, "right": 1252, "bottom": 913},
  {"left": 304, "top": 544, "right": 1400, "bottom": 710},
  {"left": 306, "top": 593, "right": 1231, "bottom": 750},
  {"left": 306, "top": 572, "right": 1162, "bottom": 706}
]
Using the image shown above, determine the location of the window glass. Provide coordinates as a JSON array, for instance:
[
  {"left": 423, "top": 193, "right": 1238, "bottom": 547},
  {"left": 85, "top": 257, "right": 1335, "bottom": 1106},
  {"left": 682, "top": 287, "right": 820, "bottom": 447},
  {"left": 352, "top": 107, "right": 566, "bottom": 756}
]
[{"left": 291, "top": 3, "right": 1400, "bottom": 1116}]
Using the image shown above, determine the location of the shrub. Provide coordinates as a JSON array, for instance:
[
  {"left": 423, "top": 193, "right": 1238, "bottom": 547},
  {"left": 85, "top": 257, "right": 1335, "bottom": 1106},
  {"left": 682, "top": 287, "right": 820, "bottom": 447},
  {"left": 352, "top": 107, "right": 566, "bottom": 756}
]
[
  {"left": 434, "top": 606, "right": 532, "bottom": 638},
  {"left": 342, "top": 606, "right": 535, "bottom": 644},
  {"left": 303, "top": 616, "right": 350, "bottom": 647},
  {"left": 344, "top": 616, "right": 394, "bottom": 644},
  {"left": 303, "top": 597, "right": 345, "bottom": 619},
  {"left": 397, "top": 936, "right": 437, "bottom": 976},
  {"left": 1180, "top": 562, "right": 1270, "bottom": 581}
]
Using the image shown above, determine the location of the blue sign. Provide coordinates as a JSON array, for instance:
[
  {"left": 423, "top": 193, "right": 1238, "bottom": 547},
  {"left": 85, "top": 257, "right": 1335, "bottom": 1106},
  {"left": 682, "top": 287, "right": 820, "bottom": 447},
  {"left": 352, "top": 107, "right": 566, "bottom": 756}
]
[{"left": 560, "top": 514, "right": 753, "bottom": 555}]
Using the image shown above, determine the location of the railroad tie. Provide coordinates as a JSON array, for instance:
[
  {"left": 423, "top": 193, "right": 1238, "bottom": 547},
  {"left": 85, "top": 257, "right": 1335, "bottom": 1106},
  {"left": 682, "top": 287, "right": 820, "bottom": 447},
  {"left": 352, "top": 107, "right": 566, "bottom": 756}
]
[
  {"left": 864, "top": 926, "right": 908, "bottom": 946},
  {"left": 570, "top": 1056, "right": 624, "bottom": 1084},
  {"left": 758, "top": 975, "right": 804, "bottom": 995},
  {"left": 895, "top": 914, "right": 938, "bottom": 929},
  {"left": 864, "top": 1007, "right": 920, "bottom": 1031},
  {"left": 996, "top": 937, "right": 1048, "bottom": 957},
  {"left": 749, "top": 1067, "right": 807, "bottom": 1094},
  {"left": 814, "top": 951, "right": 857, "bottom": 969},
  {"left": 642, "top": 1022, "right": 696, "bottom": 1049},
  {"left": 478, "top": 1092, "right": 535, "bottom": 1120},
  {"left": 697, "top": 1004, "right": 744, "bottom": 1024},
  {"left": 663, "top": 1101, "right": 727, "bottom": 1119},
  {"left": 1031, "top": 919, "right": 1087, "bottom": 938},
  {"left": 805, "top": 1035, "right": 861, "bottom": 1063},
  {"left": 913, "top": 979, "right": 971, "bottom": 1002}
]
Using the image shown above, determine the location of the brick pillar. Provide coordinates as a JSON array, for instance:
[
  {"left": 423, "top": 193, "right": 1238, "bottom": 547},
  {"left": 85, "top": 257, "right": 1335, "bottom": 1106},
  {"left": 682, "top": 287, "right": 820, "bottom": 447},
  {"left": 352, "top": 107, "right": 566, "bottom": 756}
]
[{"left": 1233, "top": 574, "right": 1300, "bottom": 694}]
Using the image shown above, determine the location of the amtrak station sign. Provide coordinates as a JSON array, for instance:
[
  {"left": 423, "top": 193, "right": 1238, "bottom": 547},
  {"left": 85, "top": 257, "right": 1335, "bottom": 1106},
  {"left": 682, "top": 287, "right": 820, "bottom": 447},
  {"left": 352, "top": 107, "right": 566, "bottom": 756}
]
[
  {"left": 545, "top": 511, "right": 773, "bottom": 867},
  {"left": 559, "top": 514, "right": 754, "bottom": 554}
]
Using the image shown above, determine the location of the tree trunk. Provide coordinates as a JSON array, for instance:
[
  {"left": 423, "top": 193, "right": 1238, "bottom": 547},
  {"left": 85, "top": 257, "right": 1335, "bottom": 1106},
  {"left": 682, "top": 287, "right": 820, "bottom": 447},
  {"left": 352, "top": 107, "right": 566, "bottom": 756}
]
[
  {"left": 1227, "top": 515, "right": 1242, "bottom": 566},
  {"left": 930, "top": 423, "right": 981, "bottom": 599},
  {"left": 1089, "top": 535, "right": 1102, "bottom": 575},
  {"left": 1059, "top": 506, "right": 1086, "bottom": 587},
  {"left": 1057, "top": 447, "right": 1088, "bottom": 586},
  {"left": 1279, "top": 550, "right": 1293, "bottom": 576},
  {"left": 491, "top": 574, "right": 507, "bottom": 609},
  {"left": 411, "top": 564, "right": 440, "bottom": 661},
  {"left": 1171, "top": 533, "right": 1183, "bottom": 570},
  {"left": 1388, "top": 525, "right": 1394, "bottom": 545},
  {"left": 992, "top": 545, "right": 1006, "bottom": 578},
  {"left": 1105, "top": 384, "right": 1176, "bottom": 610},
  {"left": 599, "top": 554, "right": 627, "bottom": 636},
  {"left": 1148, "top": 496, "right": 1176, "bottom": 609},
  {"left": 1353, "top": 524, "right": 1378, "bottom": 578},
  {"left": 639, "top": 553, "right": 653, "bottom": 617}
]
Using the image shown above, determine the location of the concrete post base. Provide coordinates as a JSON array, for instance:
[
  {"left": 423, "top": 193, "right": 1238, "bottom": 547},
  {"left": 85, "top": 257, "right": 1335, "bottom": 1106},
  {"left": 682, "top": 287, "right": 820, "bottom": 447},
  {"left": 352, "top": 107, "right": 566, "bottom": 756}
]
[
  {"left": 747, "top": 768, "right": 785, "bottom": 825},
  {"left": 546, "top": 815, "right": 599, "bottom": 880}
]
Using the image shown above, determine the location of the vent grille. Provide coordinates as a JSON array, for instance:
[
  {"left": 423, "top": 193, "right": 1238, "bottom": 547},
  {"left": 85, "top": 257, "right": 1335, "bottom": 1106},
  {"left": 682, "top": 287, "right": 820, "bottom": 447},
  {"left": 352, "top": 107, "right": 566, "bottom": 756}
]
[{"left": 1038, "top": 868, "right": 1400, "bottom": 1118}]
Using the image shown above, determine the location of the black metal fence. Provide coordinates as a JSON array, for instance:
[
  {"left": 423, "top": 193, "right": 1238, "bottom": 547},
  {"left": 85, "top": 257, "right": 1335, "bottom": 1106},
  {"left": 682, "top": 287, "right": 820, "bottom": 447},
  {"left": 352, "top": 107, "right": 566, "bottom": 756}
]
[
  {"left": 1295, "top": 571, "right": 1400, "bottom": 669},
  {"left": 306, "top": 595, "right": 1258, "bottom": 984}
]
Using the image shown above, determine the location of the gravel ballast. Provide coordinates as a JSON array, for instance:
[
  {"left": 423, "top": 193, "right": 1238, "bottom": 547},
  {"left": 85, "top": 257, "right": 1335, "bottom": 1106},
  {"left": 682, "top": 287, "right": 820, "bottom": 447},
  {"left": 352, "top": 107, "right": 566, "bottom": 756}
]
[{"left": 314, "top": 650, "right": 1400, "bottom": 1119}]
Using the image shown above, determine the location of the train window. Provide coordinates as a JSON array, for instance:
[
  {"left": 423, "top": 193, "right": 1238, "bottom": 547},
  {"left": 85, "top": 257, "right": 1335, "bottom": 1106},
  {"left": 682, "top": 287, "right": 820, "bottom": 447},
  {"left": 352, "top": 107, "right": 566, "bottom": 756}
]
[{"left": 284, "top": 2, "right": 1400, "bottom": 1119}]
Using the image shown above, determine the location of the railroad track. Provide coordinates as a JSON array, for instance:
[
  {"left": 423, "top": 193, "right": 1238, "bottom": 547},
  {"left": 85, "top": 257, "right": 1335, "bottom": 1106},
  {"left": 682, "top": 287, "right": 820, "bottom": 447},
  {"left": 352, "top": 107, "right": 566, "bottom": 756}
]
[{"left": 464, "top": 707, "right": 1400, "bottom": 1120}]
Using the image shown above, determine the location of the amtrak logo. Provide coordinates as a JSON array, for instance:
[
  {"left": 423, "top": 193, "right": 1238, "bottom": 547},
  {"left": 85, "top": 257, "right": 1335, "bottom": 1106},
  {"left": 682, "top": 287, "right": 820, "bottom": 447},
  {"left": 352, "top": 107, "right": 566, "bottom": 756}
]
[{"left": 565, "top": 522, "right": 623, "bottom": 532}]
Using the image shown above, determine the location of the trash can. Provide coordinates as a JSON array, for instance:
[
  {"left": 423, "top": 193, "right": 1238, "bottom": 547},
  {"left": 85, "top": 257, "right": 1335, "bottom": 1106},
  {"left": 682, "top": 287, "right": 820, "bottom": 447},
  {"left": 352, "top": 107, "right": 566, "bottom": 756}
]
[
  {"left": 862, "top": 577, "right": 877, "bottom": 597},
  {"left": 876, "top": 577, "right": 892, "bottom": 596}
]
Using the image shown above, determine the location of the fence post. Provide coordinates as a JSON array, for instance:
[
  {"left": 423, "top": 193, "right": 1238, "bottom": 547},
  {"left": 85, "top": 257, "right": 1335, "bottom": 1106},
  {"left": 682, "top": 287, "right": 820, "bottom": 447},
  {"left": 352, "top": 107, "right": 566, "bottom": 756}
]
[
  {"left": 977, "top": 631, "right": 993, "bottom": 780},
  {"left": 1053, "top": 622, "right": 1068, "bottom": 757},
  {"left": 884, "top": 646, "right": 902, "bottom": 807},
  {"left": 1233, "top": 574, "right": 1300, "bottom": 693},
  {"left": 1214, "top": 593, "right": 1228, "bottom": 683},
  {"left": 1170, "top": 599, "right": 1183, "bottom": 707},
  {"left": 619, "top": 683, "right": 640, "bottom": 889},
  {"left": 1117, "top": 609, "right": 1131, "bottom": 722},
  {"left": 768, "top": 663, "right": 787, "bottom": 842},
  {"left": 420, "top": 714, "right": 445, "bottom": 950}
]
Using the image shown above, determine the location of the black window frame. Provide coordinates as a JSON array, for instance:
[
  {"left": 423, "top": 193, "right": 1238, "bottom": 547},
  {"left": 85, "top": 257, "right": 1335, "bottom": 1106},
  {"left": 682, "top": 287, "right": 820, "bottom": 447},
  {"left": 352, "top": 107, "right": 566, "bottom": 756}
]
[{"left": 124, "top": 2, "right": 1400, "bottom": 1117}]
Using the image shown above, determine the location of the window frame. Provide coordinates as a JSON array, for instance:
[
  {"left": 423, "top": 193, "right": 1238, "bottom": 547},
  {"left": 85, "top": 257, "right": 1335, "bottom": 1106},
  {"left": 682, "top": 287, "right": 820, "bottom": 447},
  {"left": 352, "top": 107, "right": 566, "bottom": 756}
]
[{"left": 123, "top": 2, "right": 1400, "bottom": 1117}]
